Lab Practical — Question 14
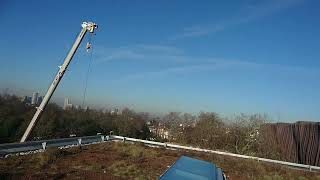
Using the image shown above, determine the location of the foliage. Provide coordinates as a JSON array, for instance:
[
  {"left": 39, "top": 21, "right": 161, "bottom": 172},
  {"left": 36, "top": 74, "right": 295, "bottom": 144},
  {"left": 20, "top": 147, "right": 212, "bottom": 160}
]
[
  {"left": 108, "top": 160, "right": 146, "bottom": 179},
  {"left": 0, "top": 94, "right": 289, "bottom": 162},
  {"left": 0, "top": 94, "right": 34, "bottom": 143},
  {"left": 0, "top": 94, "right": 151, "bottom": 143},
  {"left": 153, "top": 111, "right": 276, "bottom": 159},
  {"left": 1, "top": 142, "right": 319, "bottom": 180}
]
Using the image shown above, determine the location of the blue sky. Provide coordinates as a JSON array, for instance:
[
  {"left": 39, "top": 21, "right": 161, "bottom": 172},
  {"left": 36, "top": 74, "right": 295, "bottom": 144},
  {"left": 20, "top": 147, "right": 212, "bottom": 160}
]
[{"left": 1, "top": 0, "right": 320, "bottom": 121}]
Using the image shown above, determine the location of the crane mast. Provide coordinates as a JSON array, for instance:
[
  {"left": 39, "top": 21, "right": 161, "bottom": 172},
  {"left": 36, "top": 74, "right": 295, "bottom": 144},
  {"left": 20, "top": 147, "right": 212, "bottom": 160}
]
[{"left": 20, "top": 22, "right": 98, "bottom": 142}]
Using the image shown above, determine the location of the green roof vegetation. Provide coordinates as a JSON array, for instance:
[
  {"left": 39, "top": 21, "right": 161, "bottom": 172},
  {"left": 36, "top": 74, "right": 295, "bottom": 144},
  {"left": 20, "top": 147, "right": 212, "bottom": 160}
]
[{"left": 1, "top": 142, "right": 319, "bottom": 180}]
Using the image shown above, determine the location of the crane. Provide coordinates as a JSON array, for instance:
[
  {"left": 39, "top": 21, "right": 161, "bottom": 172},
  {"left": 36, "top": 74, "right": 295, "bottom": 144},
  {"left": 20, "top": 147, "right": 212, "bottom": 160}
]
[{"left": 20, "top": 22, "right": 98, "bottom": 142}]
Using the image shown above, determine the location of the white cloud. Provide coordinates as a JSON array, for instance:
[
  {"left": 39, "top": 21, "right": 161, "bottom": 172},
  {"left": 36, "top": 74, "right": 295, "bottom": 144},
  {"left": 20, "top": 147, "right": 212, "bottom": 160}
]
[
  {"left": 136, "top": 44, "right": 184, "bottom": 55},
  {"left": 93, "top": 44, "right": 185, "bottom": 63},
  {"left": 94, "top": 47, "right": 145, "bottom": 63},
  {"left": 113, "top": 57, "right": 319, "bottom": 82},
  {"left": 170, "top": 0, "right": 302, "bottom": 40}
]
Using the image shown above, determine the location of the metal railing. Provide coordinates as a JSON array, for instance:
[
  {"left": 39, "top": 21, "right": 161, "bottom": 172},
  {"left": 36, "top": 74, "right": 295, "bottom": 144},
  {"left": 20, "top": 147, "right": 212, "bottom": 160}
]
[
  {"left": 1, "top": 135, "right": 319, "bottom": 172},
  {"left": 110, "top": 135, "right": 320, "bottom": 172},
  {"left": 0, "top": 135, "right": 104, "bottom": 157}
]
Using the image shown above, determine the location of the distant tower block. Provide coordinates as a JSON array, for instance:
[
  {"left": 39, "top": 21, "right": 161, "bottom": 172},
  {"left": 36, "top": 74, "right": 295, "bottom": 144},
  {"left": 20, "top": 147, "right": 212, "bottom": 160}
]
[
  {"left": 63, "top": 97, "right": 73, "bottom": 110},
  {"left": 64, "top": 98, "right": 69, "bottom": 110},
  {"left": 37, "top": 96, "right": 43, "bottom": 105},
  {"left": 31, "top": 92, "right": 39, "bottom": 105}
]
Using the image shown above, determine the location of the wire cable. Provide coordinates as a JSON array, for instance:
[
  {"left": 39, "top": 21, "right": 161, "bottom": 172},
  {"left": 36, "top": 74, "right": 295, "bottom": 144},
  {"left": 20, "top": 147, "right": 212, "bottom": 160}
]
[{"left": 81, "top": 33, "right": 95, "bottom": 109}]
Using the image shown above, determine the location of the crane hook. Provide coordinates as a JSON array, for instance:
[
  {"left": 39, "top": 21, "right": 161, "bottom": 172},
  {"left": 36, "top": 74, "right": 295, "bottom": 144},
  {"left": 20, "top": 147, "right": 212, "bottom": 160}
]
[{"left": 86, "top": 42, "right": 92, "bottom": 52}]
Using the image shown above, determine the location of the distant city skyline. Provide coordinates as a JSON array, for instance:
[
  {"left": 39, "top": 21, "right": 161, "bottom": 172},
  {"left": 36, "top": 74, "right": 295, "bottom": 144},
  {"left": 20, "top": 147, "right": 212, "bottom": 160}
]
[
  {"left": 1, "top": 0, "right": 320, "bottom": 122},
  {"left": 20, "top": 91, "right": 43, "bottom": 106}
]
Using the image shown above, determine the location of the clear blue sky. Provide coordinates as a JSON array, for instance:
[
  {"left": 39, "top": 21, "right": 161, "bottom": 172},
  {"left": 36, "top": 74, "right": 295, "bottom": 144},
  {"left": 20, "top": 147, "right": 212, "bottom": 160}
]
[{"left": 1, "top": 0, "right": 320, "bottom": 121}]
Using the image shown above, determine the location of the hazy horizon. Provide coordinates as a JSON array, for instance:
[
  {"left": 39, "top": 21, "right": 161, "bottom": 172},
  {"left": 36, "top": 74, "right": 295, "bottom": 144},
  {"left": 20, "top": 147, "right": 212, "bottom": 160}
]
[
  {"left": 1, "top": 0, "right": 320, "bottom": 122},
  {"left": 0, "top": 86, "right": 317, "bottom": 123}
]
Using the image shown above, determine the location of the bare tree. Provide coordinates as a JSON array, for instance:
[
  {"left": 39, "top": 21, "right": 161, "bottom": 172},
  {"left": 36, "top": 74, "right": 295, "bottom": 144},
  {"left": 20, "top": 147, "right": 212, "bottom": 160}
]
[{"left": 228, "top": 114, "right": 267, "bottom": 155}]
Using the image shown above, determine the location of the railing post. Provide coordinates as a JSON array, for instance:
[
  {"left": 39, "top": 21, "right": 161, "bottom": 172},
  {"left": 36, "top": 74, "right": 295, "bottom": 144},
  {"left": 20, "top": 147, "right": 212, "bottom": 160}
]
[
  {"left": 78, "top": 138, "right": 82, "bottom": 146},
  {"left": 42, "top": 142, "right": 47, "bottom": 150}
]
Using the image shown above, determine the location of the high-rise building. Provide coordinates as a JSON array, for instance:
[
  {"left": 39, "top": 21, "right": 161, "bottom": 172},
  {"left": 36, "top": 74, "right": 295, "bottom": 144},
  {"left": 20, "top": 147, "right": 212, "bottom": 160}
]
[
  {"left": 37, "top": 96, "right": 43, "bottom": 105},
  {"left": 27, "top": 96, "right": 32, "bottom": 103},
  {"left": 63, "top": 97, "right": 73, "bottom": 110},
  {"left": 64, "top": 98, "right": 69, "bottom": 110},
  {"left": 31, "top": 92, "right": 39, "bottom": 105}
]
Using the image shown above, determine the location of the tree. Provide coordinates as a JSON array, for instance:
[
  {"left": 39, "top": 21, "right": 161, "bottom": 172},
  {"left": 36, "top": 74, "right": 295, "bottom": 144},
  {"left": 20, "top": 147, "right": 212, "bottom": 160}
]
[
  {"left": 227, "top": 114, "right": 267, "bottom": 155},
  {"left": 0, "top": 94, "right": 152, "bottom": 143},
  {"left": 192, "top": 112, "right": 225, "bottom": 149}
]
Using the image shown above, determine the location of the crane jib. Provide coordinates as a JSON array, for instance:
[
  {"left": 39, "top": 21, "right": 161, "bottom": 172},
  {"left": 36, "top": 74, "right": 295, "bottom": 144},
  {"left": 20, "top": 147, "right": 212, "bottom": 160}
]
[{"left": 20, "top": 22, "right": 98, "bottom": 142}]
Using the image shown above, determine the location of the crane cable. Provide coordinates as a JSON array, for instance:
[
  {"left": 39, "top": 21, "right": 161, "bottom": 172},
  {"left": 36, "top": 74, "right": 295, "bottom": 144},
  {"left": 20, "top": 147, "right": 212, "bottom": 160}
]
[{"left": 82, "top": 32, "right": 95, "bottom": 109}]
